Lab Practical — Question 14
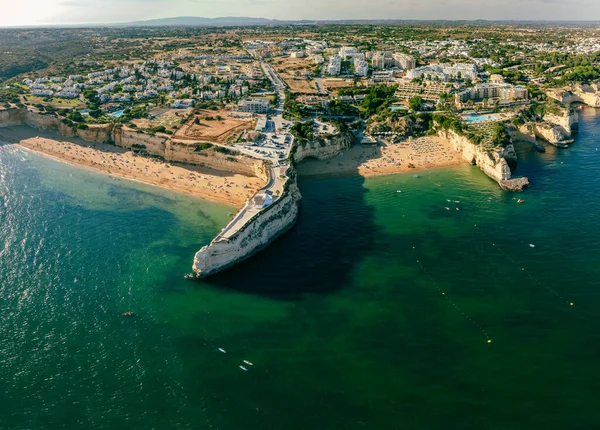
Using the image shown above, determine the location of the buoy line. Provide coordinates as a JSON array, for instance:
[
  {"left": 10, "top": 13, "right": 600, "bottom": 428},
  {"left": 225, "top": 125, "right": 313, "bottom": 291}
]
[{"left": 415, "top": 255, "right": 493, "bottom": 344}]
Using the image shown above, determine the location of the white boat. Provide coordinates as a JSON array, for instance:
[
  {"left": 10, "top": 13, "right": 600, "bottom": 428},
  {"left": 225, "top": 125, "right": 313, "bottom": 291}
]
[
  {"left": 239, "top": 366, "right": 248, "bottom": 371},
  {"left": 243, "top": 360, "right": 253, "bottom": 366},
  {"left": 218, "top": 348, "right": 226, "bottom": 353}
]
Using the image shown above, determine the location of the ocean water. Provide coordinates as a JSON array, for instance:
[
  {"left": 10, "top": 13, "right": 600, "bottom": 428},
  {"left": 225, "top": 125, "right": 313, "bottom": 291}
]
[{"left": 2, "top": 108, "right": 600, "bottom": 429}]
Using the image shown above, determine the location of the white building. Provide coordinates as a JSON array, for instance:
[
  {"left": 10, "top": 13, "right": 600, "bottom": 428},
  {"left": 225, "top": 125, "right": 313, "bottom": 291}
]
[
  {"left": 407, "top": 63, "right": 477, "bottom": 82},
  {"left": 327, "top": 55, "right": 342, "bottom": 76},
  {"left": 393, "top": 53, "right": 416, "bottom": 70},
  {"left": 171, "top": 99, "right": 194, "bottom": 108},
  {"left": 455, "top": 83, "right": 528, "bottom": 104},
  {"left": 339, "top": 47, "right": 359, "bottom": 59},
  {"left": 354, "top": 59, "right": 369, "bottom": 77},
  {"left": 237, "top": 99, "right": 270, "bottom": 114},
  {"left": 290, "top": 51, "right": 305, "bottom": 58}
]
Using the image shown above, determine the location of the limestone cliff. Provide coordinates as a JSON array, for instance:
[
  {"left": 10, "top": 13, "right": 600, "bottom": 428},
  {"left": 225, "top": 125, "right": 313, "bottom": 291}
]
[
  {"left": 193, "top": 168, "right": 301, "bottom": 277},
  {"left": 0, "top": 108, "right": 112, "bottom": 144},
  {"left": 547, "top": 85, "right": 600, "bottom": 108},
  {"left": 438, "top": 128, "right": 528, "bottom": 191},
  {"left": 532, "top": 122, "right": 572, "bottom": 147},
  {"left": 294, "top": 131, "right": 354, "bottom": 162}
]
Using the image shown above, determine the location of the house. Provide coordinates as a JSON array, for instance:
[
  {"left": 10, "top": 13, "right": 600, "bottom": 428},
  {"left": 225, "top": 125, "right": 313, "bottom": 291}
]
[{"left": 171, "top": 99, "right": 194, "bottom": 108}]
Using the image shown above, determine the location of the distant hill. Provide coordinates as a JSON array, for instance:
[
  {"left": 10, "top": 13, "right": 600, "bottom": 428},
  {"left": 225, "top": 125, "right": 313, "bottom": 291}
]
[
  {"left": 120, "top": 16, "right": 298, "bottom": 27},
  {"left": 117, "top": 17, "right": 600, "bottom": 28}
]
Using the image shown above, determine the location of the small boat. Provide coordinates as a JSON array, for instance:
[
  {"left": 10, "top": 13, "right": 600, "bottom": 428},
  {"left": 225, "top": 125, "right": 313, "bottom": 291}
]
[
  {"left": 218, "top": 348, "right": 226, "bottom": 353},
  {"left": 445, "top": 207, "right": 451, "bottom": 211},
  {"left": 243, "top": 360, "right": 254, "bottom": 366},
  {"left": 518, "top": 199, "right": 525, "bottom": 204},
  {"left": 122, "top": 311, "right": 134, "bottom": 317},
  {"left": 184, "top": 274, "right": 196, "bottom": 280},
  {"left": 436, "top": 184, "right": 442, "bottom": 187},
  {"left": 239, "top": 366, "right": 248, "bottom": 371},
  {"left": 396, "top": 190, "right": 402, "bottom": 193},
  {"left": 529, "top": 244, "right": 535, "bottom": 248},
  {"left": 413, "top": 175, "right": 420, "bottom": 178}
]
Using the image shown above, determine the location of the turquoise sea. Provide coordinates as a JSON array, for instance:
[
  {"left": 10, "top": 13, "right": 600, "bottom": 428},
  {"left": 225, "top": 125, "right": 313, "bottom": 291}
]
[{"left": 2, "top": 109, "right": 600, "bottom": 429}]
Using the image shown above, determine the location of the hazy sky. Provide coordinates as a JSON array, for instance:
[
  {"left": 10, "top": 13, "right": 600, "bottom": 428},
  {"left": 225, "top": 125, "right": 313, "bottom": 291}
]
[{"left": 0, "top": 0, "right": 597, "bottom": 26}]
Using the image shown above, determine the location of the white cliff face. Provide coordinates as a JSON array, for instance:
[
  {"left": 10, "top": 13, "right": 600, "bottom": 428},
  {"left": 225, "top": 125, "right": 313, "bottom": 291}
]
[
  {"left": 532, "top": 122, "right": 571, "bottom": 146},
  {"left": 438, "top": 129, "right": 511, "bottom": 182},
  {"left": 294, "top": 132, "right": 354, "bottom": 162},
  {"left": 438, "top": 128, "right": 528, "bottom": 191},
  {"left": 193, "top": 177, "right": 301, "bottom": 277},
  {"left": 544, "top": 110, "right": 579, "bottom": 136}
]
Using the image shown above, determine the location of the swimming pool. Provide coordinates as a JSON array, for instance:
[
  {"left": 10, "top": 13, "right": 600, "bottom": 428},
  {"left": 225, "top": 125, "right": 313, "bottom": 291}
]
[
  {"left": 110, "top": 110, "right": 125, "bottom": 118},
  {"left": 463, "top": 113, "right": 500, "bottom": 123}
]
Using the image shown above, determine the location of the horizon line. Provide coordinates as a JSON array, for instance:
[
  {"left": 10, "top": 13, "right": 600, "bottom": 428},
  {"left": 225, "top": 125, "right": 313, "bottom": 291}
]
[{"left": 2, "top": 16, "right": 600, "bottom": 29}]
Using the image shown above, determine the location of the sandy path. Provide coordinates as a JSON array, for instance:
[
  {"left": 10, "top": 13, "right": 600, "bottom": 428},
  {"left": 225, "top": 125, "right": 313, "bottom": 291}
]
[{"left": 0, "top": 126, "right": 263, "bottom": 207}]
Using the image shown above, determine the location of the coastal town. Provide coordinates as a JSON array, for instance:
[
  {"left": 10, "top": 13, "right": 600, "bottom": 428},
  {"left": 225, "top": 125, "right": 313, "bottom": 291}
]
[{"left": 0, "top": 23, "right": 599, "bottom": 275}]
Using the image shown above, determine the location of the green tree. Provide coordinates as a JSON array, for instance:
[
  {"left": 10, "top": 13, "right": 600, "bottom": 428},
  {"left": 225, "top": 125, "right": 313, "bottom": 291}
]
[{"left": 409, "top": 96, "right": 423, "bottom": 111}]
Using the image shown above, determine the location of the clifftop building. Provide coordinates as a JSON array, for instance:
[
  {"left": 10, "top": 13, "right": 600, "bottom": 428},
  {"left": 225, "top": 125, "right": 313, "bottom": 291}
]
[{"left": 455, "top": 83, "right": 528, "bottom": 105}]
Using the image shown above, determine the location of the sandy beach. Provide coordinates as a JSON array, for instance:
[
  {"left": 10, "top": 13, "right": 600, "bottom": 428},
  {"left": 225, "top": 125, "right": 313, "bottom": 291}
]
[
  {"left": 0, "top": 126, "right": 264, "bottom": 206},
  {"left": 297, "top": 135, "right": 463, "bottom": 178}
]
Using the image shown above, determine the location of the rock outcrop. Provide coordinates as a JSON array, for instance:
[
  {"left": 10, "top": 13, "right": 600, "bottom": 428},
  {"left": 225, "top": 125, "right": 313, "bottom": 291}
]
[
  {"left": 294, "top": 131, "right": 354, "bottom": 162},
  {"left": 547, "top": 85, "right": 600, "bottom": 108},
  {"left": 438, "top": 128, "right": 528, "bottom": 191},
  {"left": 193, "top": 167, "right": 301, "bottom": 277}
]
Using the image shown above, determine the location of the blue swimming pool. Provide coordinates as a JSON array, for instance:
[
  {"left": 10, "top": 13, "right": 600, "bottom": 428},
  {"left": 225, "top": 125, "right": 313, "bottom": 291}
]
[
  {"left": 463, "top": 113, "right": 500, "bottom": 123},
  {"left": 110, "top": 110, "right": 125, "bottom": 118}
]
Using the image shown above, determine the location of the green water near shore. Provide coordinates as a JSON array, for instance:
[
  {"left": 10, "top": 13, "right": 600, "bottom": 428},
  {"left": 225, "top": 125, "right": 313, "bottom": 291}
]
[{"left": 2, "top": 109, "right": 600, "bottom": 429}]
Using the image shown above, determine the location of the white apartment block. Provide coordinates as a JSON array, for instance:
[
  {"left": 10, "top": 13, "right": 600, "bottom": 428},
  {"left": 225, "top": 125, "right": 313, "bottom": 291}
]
[
  {"left": 237, "top": 99, "right": 270, "bottom": 114},
  {"left": 392, "top": 53, "right": 416, "bottom": 70},
  {"left": 354, "top": 59, "right": 369, "bottom": 77},
  {"left": 327, "top": 55, "right": 342, "bottom": 76},
  {"left": 455, "top": 84, "right": 528, "bottom": 103},
  {"left": 373, "top": 52, "right": 394, "bottom": 70},
  {"left": 407, "top": 63, "right": 477, "bottom": 82},
  {"left": 339, "top": 47, "right": 359, "bottom": 60}
]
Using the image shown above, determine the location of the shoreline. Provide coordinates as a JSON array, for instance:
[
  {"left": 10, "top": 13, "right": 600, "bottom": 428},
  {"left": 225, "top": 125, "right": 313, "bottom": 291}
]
[
  {"left": 1, "top": 124, "right": 467, "bottom": 202},
  {"left": 297, "top": 135, "right": 464, "bottom": 179},
  {"left": 297, "top": 159, "right": 464, "bottom": 180},
  {"left": 0, "top": 125, "right": 263, "bottom": 207}
]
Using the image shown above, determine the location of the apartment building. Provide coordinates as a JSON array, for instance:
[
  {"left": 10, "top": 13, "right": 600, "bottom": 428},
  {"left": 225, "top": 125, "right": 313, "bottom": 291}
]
[
  {"left": 354, "top": 59, "right": 369, "bottom": 77},
  {"left": 373, "top": 52, "right": 395, "bottom": 70},
  {"left": 392, "top": 53, "right": 416, "bottom": 70},
  {"left": 237, "top": 99, "right": 270, "bottom": 114},
  {"left": 455, "top": 83, "right": 528, "bottom": 104},
  {"left": 327, "top": 55, "right": 342, "bottom": 76}
]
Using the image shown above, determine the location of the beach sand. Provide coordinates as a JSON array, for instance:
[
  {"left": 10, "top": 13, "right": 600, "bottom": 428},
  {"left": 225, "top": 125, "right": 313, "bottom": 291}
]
[
  {"left": 297, "top": 135, "right": 463, "bottom": 178},
  {"left": 0, "top": 126, "right": 264, "bottom": 206}
]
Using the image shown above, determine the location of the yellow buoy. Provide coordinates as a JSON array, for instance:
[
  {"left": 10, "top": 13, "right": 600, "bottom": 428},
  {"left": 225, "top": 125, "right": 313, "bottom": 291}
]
[{"left": 487, "top": 339, "right": 492, "bottom": 343}]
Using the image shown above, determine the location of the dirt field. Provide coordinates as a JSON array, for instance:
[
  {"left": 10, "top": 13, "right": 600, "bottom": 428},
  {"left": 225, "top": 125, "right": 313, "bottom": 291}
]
[
  {"left": 131, "top": 108, "right": 191, "bottom": 132},
  {"left": 272, "top": 57, "right": 318, "bottom": 94},
  {"left": 323, "top": 78, "right": 367, "bottom": 92},
  {"left": 25, "top": 96, "right": 86, "bottom": 109},
  {"left": 173, "top": 109, "right": 255, "bottom": 145}
]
